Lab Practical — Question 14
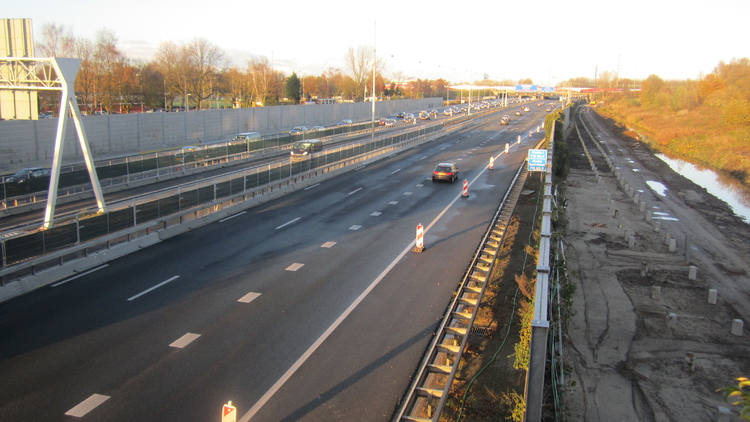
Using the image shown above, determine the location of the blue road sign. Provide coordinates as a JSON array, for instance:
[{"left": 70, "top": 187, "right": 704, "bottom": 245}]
[
  {"left": 515, "top": 84, "right": 538, "bottom": 92},
  {"left": 528, "top": 149, "right": 548, "bottom": 172},
  {"left": 541, "top": 86, "right": 554, "bottom": 93}
]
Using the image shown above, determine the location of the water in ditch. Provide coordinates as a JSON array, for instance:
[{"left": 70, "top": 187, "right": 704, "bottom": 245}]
[{"left": 656, "top": 154, "right": 750, "bottom": 222}]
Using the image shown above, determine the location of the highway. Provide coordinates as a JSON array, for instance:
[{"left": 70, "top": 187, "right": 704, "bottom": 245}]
[{"left": 0, "top": 101, "right": 554, "bottom": 421}]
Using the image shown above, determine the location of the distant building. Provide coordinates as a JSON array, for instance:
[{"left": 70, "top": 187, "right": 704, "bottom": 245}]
[{"left": 0, "top": 18, "right": 39, "bottom": 120}]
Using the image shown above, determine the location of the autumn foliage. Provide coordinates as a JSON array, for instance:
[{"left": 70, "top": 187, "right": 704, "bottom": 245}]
[{"left": 598, "top": 58, "right": 750, "bottom": 186}]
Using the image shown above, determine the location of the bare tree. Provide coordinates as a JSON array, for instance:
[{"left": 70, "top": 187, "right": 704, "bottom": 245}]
[
  {"left": 36, "top": 23, "right": 76, "bottom": 57},
  {"left": 183, "top": 38, "right": 228, "bottom": 109},
  {"left": 154, "top": 41, "right": 187, "bottom": 110},
  {"left": 343, "top": 45, "right": 384, "bottom": 101}
]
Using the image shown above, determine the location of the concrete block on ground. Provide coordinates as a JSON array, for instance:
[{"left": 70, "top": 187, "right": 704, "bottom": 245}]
[
  {"left": 689, "top": 266, "right": 697, "bottom": 280},
  {"left": 732, "top": 319, "right": 744, "bottom": 336},
  {"left": 652, "top": 285, "right": 661, "bottom": 300},
  {"left": 708, "top": 289, "right": 717, "bottom": 305},
  {"left": 669, "top": 238, "right": 677, "bottom": 252}
]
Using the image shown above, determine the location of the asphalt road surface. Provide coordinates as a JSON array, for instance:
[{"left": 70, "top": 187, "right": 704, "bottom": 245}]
[{"left": 0, "top": 101, "right": 553, "bottom": 422}]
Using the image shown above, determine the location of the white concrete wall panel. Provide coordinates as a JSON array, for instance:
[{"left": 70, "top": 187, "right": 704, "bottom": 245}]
[{"left": 0, "top": 98, "right": 443, "bottom": 172}]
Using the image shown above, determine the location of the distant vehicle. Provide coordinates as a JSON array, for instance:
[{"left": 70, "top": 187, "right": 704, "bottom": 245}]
[
  {"left": 545, "top": 107, "right": 552, "bottom": 112},
  {"left": 310, "top": 125, "right": 326, "bottom": 132},
  {"left": 314, "top": 98, "right": 337, "bottom": 105},
  {"left": 337, "top": 119, "right": 353, "bottom": 126},
  {"left": 289, "top": 126, "right": 308, "bottom": 135},
  {"left": 384, "top": 118, "right": 396, "bottom": 126},
  {"left": 523, "top": 106, "right": 530, "bottom": 112},
  {"left": 515, "top": 110, "right": 522, "bottom": 116},
  {"left": 537, "top": 103, "right": 543, "bottom": 107},
  {"left": 93, "top": 110, "right": 108, "bottom": 116},
  {"left": 39, "top": 111, "right": 54, "bottom": 119},
  {"left": 432, "top": 163, "right": 459, "bottom": 183},
  {"left": 5, "top": 167, "right": 51, "bottom": 193},
  {"left": 232, "top": 132, "right": 261, "bottom": 142},
  {"left": 403, "top": 113, "right": 416, "bottom": 124},
  {"left": 379, "top": 118, "right": 388, "bottom": 126},
  {"left": 501, "top": 115, "right": 510, "bottom": 125},
  {"left": 429, "top": 110, "right": 438, "bottom": 118},
  {"left": 443, "top": 108, "right": 453, "bottom": 116},
  {"left": 397, "top": 111, "right": 406, "bottom": 118},
  {"left": 418, "top": 111, "right": 430, "bottom": 120},
  {"left": 290, "top": 139, "right": 323, "bottom": 160}
]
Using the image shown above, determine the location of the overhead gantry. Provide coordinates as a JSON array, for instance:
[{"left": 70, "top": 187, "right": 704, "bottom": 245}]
[{"left": 0, "top": 57, "right": 107, "bottom": 228}]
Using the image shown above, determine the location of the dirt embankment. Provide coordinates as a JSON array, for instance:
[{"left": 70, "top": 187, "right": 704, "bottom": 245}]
[{"left": 562, "top": 107, "right": 750, "bottom": 422}]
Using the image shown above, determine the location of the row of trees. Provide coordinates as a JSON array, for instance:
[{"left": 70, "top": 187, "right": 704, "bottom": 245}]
[{"left": 35, "top": 24, "right": 467, "bottom": 114}]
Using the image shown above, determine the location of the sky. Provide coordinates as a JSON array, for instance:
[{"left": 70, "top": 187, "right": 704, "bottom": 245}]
[{"left": 5, "top": 0, "right": 749, "bottom": 86}]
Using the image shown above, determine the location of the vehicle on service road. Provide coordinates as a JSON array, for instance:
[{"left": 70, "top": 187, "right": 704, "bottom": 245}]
[
  {"left": 432, "top": 163, "right": 459, "bottom": 183},
  {"left": 429, "top": 110, "right": 438, "bottom": 118},
  {"left": 5, "top": 167, "right": 51, "bottom": 193},
  {"left": 419, "top": 111, "right": 430, "bottom": 120},
  {"left": 337, "top": 119, "right": 353, "bottom": 126},
  {"left": 404, "top": 113, "right": 416, "bottom": 124},
  {"left": 290, "top": 139, "right": 323, "bottom": 160},
  {"left": 289, "top": 126, "right": 308, "bottom": 135}
]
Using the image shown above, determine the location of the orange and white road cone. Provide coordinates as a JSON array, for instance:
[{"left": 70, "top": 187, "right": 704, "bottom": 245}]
[
  {"left": 517, "top": 135, "right": 521, "bottom": 144},
  {"left": 489, "top": 156, "right": 495, "bottom": 170},
  {"left": 505, "top": 143, "right": 509, "bottom": 154},
  {"left": 529, "top": 130, "right": 533, "bottom": 138},
  {"left": 461, "top": 180, "right": 469, "bottom": 198},
  {"left": 413, "top": 224, "right": 425, "bottom": 252}
]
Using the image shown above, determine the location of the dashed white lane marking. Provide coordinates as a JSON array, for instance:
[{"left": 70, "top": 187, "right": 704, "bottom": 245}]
[
  {"left": 65, "top": 394, "right": 110, "bottom": 417},
  {"left": 371, "top": 212, "right": 382, "bottom": 216},
  {"left": 219, "top": 211, "right": 247, "bottom": 222},
  {"left": 389, "top": 201, "right": 399, "bottom": 205},
  {"left": 391, "top": 169, "right": 401, "bottom": 174},
  {"left": 348, "top": 188, "right": 363, "bottom": 195},
  {"left": 355, "top": 166, "right": 366, "bottom": 171},
  {"left": 51, "top": 265, "right": 109, "bottom": 287},
  {"left": 415, "top": 184, "right": 424, "bottom": 187},
  {"left": 286, "top": 263, "right": 304, "bottom": 271},
  {"left": 321, "top": 242, "right": 337, "bottom": 248},
  {"left": 276, "top": 218, "right": 300, "bottom": 230},
  {"left": 238, "top": 292, "right": 261, "bottom": 303},
  {"left": 349, "top": 225, "right": 362, "bottom": 231},
  {"left": 403, "top": 192, "right": 412, "bottom": 196},
  {"left": 303, "top": 183, "right": 321, "bottom": 190},
  {"left": 127, "top": 276, "right": 180, "bottom": 301},
  {"left": 170, "top": 333, "right": 201, "bottom": 348}
]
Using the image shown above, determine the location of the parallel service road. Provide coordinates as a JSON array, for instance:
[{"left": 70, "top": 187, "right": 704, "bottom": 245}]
[{"left": 0, "top": 101, "right": 553, "bottom": 422}]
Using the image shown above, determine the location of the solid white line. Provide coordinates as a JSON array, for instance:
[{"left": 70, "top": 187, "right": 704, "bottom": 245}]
[
  {"left": 127, "top": 276, "right": 180, "bottom": 301},
  {"left": 65, "top": 394, "right": 110, "bottom": 417},
  {"left": 239, "top": 170, "right": 478, "bottom": 422},
  {"left": 303, "top": 183, "right": 321, "bottom": 190},
  {"left": 51, "top": 265, "right": 109, "bottom": 287},
  {"left": 348, "top": 188, "right": 363, "bottom": 195},
  {"left": 276, "top": 218, "right": 300, "bottom": 230},
  {"left": 219, "top": 211, "right": 247, "bottom": 223},
  {"left": 391, "top": 169, "right": 401, "bottom": 174},
  {"left": 169, "top": 333, "right": 201, "bottom": 348}
]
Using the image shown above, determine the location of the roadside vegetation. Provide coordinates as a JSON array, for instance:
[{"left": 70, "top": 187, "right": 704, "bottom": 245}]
[{"left": 594, "top": 58, "right": 750, "bottom": 189}]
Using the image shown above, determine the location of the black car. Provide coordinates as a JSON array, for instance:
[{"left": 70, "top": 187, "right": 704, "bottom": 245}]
[
  {"left": 5, "top": 167, "right": 51, "bottom": 193},
  {"left": 432, "top": 163, "right": 459, "bottom": 182},
  {"left": 397, "top": 111, "right": 406, "bottom": 118}
]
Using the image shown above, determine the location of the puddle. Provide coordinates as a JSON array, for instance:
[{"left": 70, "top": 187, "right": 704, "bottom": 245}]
[
  {"left": 646, "top": 180, "right": 668, "bottom": 197},
  {"left": 657, "top": 154, "right": 750, "bottom": 222}
]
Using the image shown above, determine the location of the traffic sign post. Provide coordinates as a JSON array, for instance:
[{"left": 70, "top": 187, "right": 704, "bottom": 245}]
[
  {"left": 527, "top": 149, "right": 548, "bottom": 172},
  {"left": 223, "top": 401, "right": 237, "bottom": 422}
]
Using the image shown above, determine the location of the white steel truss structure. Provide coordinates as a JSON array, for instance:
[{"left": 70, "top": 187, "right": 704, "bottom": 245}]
[{"left": 0, "top": 57, "right": 107, "bottom": 228}]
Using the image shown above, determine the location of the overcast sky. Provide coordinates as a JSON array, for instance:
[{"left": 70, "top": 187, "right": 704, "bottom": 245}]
[{"left": 6, "top": 0, "right": 748, "bottom": 86}]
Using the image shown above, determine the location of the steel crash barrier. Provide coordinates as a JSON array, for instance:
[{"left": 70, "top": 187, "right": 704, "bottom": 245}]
[{"left": 0, "top": 111, "right": 498, "bottom": 296}]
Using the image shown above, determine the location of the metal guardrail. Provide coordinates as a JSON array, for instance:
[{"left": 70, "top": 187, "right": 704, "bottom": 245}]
[{"left": 394, "top": 161, "right": 529, "bottom": 421}]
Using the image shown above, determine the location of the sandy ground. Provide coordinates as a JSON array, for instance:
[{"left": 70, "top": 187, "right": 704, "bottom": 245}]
[{"left": 561, "top": 107, "right": 750, "bottom": 422}]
